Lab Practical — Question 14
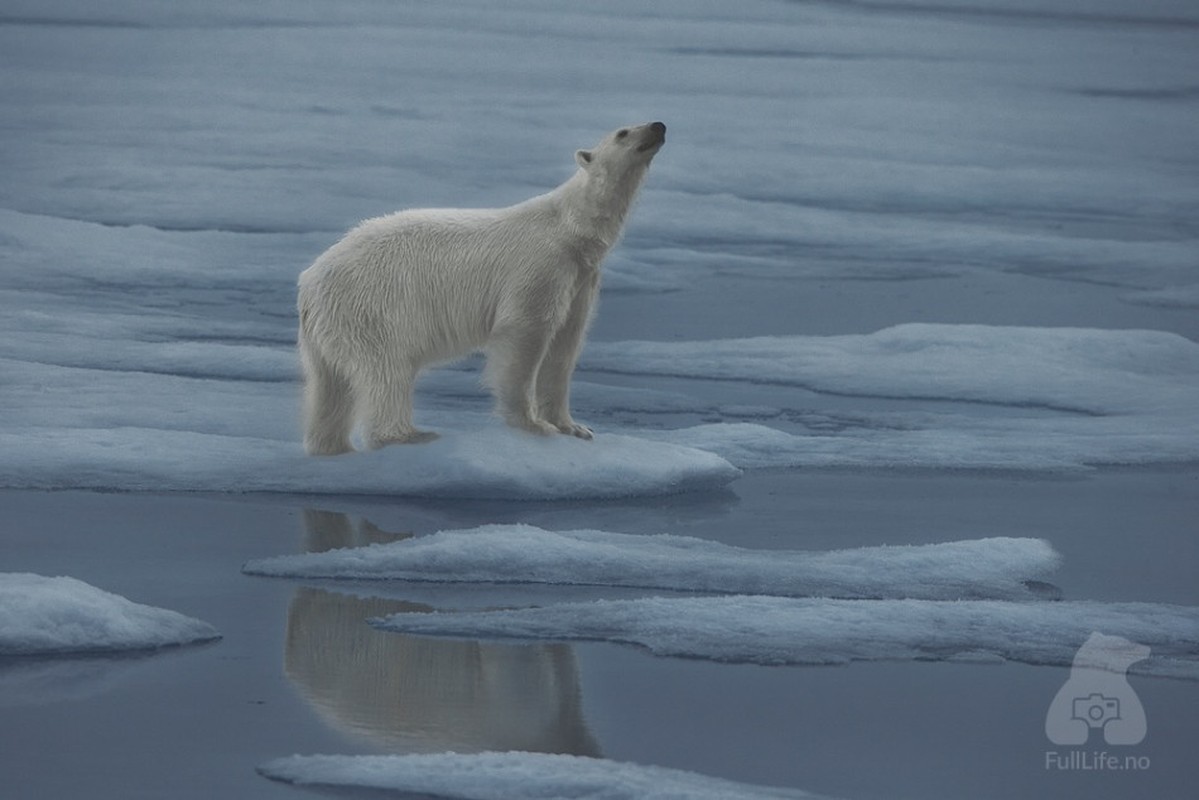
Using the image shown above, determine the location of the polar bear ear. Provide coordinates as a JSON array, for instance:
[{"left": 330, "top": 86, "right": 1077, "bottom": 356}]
[{"left": 575, "top": 149, "right": 594, "bottom": 169}]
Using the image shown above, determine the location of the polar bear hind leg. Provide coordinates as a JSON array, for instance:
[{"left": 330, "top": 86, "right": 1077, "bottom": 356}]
[{"left": 300, "top": 335, "right": 356, "bottom": 456}]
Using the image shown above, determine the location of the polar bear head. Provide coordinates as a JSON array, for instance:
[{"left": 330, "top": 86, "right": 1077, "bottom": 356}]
[{"left": 575, "top": 121, "right": 666, "bottom": 175}]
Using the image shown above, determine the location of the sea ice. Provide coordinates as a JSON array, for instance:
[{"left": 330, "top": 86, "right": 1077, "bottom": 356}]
[
  {"left": 258, "top": 751, "right": 824, "bottom": 799},
  {"left": 243, "top": 524, "right": 1060, "bottom": 601},
  {"left": 0, "top": 416, "right": 738, "bottom": 500},
  {"left": 374, "top": 595, "right": 1199, "bottom": 679},
  {"left": 2, "top": 0, "right": 1197, "bottom": 496},
  {"left": 587, "top": 324, "right": 1199, "bottom": 470},
  {"left": 0, "top": 574, "right": 220, "bottom": 656},
  {"left": 585, "top": 324, "right": 1199, "bottom": 414}
]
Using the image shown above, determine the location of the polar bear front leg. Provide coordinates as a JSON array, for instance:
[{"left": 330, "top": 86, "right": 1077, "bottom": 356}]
[
  {"left": 535, "top": 284, "right": 596, "bottom": 440},
  {"left": 486, "top": 323, "right": 559, "bottom": 436}
]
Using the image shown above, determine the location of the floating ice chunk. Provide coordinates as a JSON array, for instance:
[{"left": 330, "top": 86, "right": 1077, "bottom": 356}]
[
  {"left": 0, "top": 574, "right": 220, "bottom": 656},
  {"left": 0, "top": 349, "right": 737, "bottom": 499},
  {"left": 0, "top": 423, "right": 738, "bottom": 500},
  {"left": 374, "top": 596, "right": 1199, "bottom": 678},
  {"left": 244, "top": 525, "right": 1059, "bottom": 601},
  {"left": 258, "top": 751, "right": 824, "bottom": 799}
]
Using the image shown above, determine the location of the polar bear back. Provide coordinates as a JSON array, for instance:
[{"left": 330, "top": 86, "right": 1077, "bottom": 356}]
[{"left": 299, "top": 200, "right": 580, "bottom": 367}]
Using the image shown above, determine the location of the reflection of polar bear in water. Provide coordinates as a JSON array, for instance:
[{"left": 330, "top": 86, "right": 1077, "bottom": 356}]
[
  {"left": 283, "top": 510, "right": 599, "bottom": 754},
  {"left": 1045, "top": 632, "right": 1148, "bottom": 746},
  {"left": 297, "top": 122, "right": 666, "bottom": 455},
  {"left": 285, "top": 588, "right": 600, "bottom": 755}
]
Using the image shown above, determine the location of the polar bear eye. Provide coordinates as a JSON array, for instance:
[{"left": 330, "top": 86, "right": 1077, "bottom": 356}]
[{"left": 616, "top": 129, "right": 629, "bottom": 140}]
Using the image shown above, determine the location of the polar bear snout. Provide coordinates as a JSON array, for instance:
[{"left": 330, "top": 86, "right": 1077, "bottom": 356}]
[{"left": 637, "top": 121, "right": 667, "bottom": 152}]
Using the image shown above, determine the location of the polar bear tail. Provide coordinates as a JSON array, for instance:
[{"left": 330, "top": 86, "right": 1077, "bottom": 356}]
[{"left": 298, "top": 307, "right": 355, "bottom": 456}]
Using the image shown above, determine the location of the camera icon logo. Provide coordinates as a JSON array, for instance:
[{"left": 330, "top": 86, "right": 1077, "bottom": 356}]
[
  {"left": 1071, "top": 693, "right": 1120, "bottom": 729},
  {"left": 1046, "top": 633, "right": 1147, "bottom": 746}
]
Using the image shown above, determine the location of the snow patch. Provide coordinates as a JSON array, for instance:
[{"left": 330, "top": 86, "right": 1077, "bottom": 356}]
[
  {"left": 244, "top": 524, "right": 1060, "bottom": 601},
  {"left": 0, "top": 574, "right": 220, "bottom": 656}
]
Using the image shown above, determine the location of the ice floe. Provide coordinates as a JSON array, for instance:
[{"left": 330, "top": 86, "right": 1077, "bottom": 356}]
[
  {"left": 585, "top": 324, "right": 1199, "bottom": 415},
  {"left": 244, "top": 524, "right": 1060, "bottom": 601},
  {"left": 588, "top": 324, "right": 1199, "bottom": 470},
  {"left": 3, "top": 320, "right": 1196, "bottom": 498},
  {"left": 258, "top": 751, "right": 824, "bottom": 800},
  {"left": 0, "top": 574, "right": 220, "bottom": 656},
  {"left": 374, "top": 595, "right": 1199, "bottom": 679},
  {"left": 0, "top": 415, "right": 737, "bottom": 500}
]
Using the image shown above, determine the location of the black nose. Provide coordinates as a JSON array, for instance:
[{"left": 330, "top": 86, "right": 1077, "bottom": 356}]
[{"left": 650, "top": 121, "right": 666, "bottom": 135}]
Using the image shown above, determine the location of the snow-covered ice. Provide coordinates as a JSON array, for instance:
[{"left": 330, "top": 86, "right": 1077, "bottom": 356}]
[
  {"left": 374, "top": 595, "right": 1199, "bottom": 679},
  {"left": 0, "top": 408, "right": 737, "bottom": 499},
  {"left": 589, "top": 325, "right": 1199, "bottom": 415},
  {"left": 1, "top": 0, "right": 1197, "bottom": 496},
  {"left": 258, "top": 751, "right": 824, "bottom": 800},
  {"left": 244, "top": 524, "right": 1060, "bottom": 601},
  {"left": 589, "top": 324, "right": 1199, "bottom": 470},
  {"left": 0, "top": 574, "right": 220, "bottom": 656}
]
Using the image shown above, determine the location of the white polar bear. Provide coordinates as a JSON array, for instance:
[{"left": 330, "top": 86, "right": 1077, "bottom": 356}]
[{"left": 297, "top": 121, "right": 666, "bottom": 455}]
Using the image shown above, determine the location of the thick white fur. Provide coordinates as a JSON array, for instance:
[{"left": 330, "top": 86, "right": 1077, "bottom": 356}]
[{"left": 298, "top": 121, "right": 666, "bottom": 455}]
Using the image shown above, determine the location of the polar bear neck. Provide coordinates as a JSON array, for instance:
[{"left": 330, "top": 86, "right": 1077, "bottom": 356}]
[{"left": 550, "top": 165, "right": 649, "bottom": 256}]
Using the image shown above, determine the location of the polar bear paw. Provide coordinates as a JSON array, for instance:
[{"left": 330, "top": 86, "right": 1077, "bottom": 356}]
[
  {"left": 367, "top": 430, "right": 440, "bottom": 448},
  {"left": 557, "top": 421, "right": 594, "bottom": 440},
  {"left": 524, "top": 419, "right": 562, "bottom": 436}
]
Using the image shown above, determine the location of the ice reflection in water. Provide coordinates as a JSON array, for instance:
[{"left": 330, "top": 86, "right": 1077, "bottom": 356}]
[{"left": 283, "top": 510, "right": 600, "bottom": 755}]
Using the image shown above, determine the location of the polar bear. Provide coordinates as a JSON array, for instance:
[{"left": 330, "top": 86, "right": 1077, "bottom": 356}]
[{"left": 297, "top": 121, "right": 666, "bottom": 455}]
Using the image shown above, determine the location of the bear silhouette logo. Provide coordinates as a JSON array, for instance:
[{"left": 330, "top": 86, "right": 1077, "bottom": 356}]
[{"left": 1046, "top": 632, "right": 1148, "bottom": 746}]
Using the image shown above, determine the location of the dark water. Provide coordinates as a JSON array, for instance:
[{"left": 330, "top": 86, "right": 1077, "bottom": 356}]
[{"left": 2, "top": 469, "right": 1195, "bottom": 799}]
